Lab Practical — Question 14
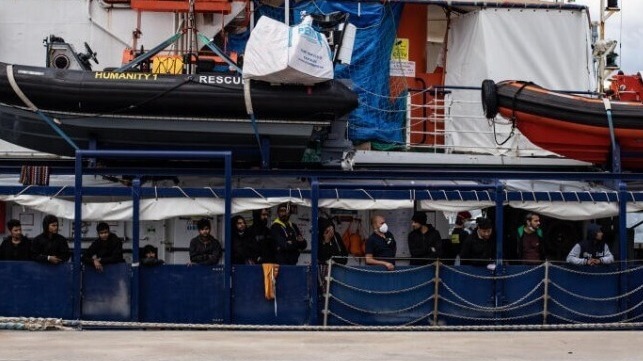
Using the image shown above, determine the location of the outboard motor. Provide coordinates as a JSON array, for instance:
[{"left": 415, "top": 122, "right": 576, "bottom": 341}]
[{"left": 44, "top": 35, "right": 99, "bottom": 71}]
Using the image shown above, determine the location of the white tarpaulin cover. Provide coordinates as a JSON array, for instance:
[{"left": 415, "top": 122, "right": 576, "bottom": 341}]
[
  {"left": 243, "top": 16, "right": 334, "bottom": 85},
  {"left": 6, "top": 186, "right": 641, "bottom": 222},
  {"left": 444, "top": 8, "right": 595, "bottom": 156}
]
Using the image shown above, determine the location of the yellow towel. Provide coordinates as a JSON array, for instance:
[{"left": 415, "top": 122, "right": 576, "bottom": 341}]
[{"left": 262, "top": 263, "right": 280, "bottom": 300}]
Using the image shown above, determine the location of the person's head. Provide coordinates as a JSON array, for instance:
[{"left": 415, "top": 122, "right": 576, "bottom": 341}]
[
  {"left": 42, "top": 214, "right": 59, "bottom": 236},
  {"left": 411, "top": 211, "right": 427, "bottom": 230},
  {"left": 456, "top": 211, "right": 472, "bottom": 226},
  {"left": 318, "top": 218, "right": 334, "bottom": 239},
  {"left": 524, "top": 213, "right": 541, "bottom": 231},
  {"left": 371, "top": 214, "right": 387, "bottom": 234},
  {"left": 277, "top": 203, "right": 291, "bottom": 222},
  {"left": 476, "top": 218, "right": 493, "bottom": 240},
  {"left": 96, "top": 222, "right": 110, "bottom": 241},
  {"left": 142, "top": 245, "right": 157, "bottom": 259},
  {"left": 7, "top": 219, "right": 22, "bottom": 240},
  {"left": 253, "top": 208, "right": 270, "bottom": 227},
  {"left": 197, "top": 218, "right": 211, "bottom": 237},
  {"left": 591, "top": 227, "right": 605, "bottom": 242},
  {"left": 232, "top": 215, "right": 246, "bottom": 233}
]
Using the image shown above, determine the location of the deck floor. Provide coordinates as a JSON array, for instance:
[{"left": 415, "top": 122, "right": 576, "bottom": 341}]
[{"left": 0, "top": 330, "right": 641, "bottom": 360}]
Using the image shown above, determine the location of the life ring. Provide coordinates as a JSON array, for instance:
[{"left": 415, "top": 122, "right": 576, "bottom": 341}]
[{"left": 481, "top": 79, "right": 498, "bottom": 119}]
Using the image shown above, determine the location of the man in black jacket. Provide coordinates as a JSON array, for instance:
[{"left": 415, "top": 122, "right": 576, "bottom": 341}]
[
  {"left": 82, "top": 222, "right": 124, "bottom": 272},
  {"left": 231, "top": 215, "right": 261, "bottom": 264},
  {"left": 31, "top": 214, "right": 70, "bottom": 264},
  {"left": 407, "top": 212, "right": 442, "bottom": 265},
  {"left": 271, "top": 203, "right": 307, "bottom": 265},
  {"left": 460, "top": 218, "right": 496, "bottom": 267},
  {"left": 189, "top": 218, "right": 222, "bottom": 265},
  {"left": 249, "top": 208, "right": 276, "bottom": 264},
  {"left": 0, "top": 219, "right": 31, "bottom": 261}
]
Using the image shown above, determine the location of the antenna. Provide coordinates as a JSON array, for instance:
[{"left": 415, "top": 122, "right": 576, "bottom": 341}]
[{"left": 597, "top": 0, "right": 620, "bottom": 92}]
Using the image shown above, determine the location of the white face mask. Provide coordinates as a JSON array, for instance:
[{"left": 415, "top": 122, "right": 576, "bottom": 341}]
[{"left": 378, "top": 223, "right": 389, "bottom": 234}]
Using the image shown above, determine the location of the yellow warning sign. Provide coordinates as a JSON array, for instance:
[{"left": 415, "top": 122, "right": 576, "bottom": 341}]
[{"left": 391, "top": 38, "right": 409, "bottom": 61}]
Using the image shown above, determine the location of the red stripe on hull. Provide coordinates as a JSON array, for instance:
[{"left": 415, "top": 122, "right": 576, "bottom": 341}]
[{"left": 499, "top": 108, "right": 643, "bottom": 167}]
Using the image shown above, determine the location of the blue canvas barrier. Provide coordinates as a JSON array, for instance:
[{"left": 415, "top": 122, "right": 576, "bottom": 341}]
[
  {"left": 139, "top": 264, "right": 225, "bottom": 323},
  {"left": 437, "top": 265, "right": 495, "bottom": 325},
  {"left": 0, "top": 261, "right": 73, "bottom": 319},
  {"left": 326, "top": 264, "right": 435, "bottom": 326},
  {"left": 81, "top": 263, "right": 131, "bottom": 321},
  {"left": 547, "top": 264, "right": 621, "bottom": 323},
  {"left": 232, "top": 265, "right": 310, "bottom": 325},
  {"left": 625, "top": 264, "right": 643, "bottom": 322},
  {"left": 498, "top": 265, "right": 546, "bottom": 324}
]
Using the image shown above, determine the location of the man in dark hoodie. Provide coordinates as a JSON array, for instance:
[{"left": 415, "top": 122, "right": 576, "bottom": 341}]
[
  {"left": 566, "top": 226, "right": 614, "bottom": 266},
  {"left": 231, "top": 215, "right": 261, "bottom": 264},
  {"left": 81, "top": 222, "right": 124, "bottom": 272},
  {"left": 271, "top": 203, "right": 307, "bottom": 265},
  {"left": 0, "top": 219, "right": 31, "bottom": 261},
  {"left": 248, "top": 208, "right": 276, "bottom": 264},
  {"left": 407, "top": 211, "right": 443, "bottom": 265},
  {"left": 31, "top": 214, "right": 70, "bottom": 264}
]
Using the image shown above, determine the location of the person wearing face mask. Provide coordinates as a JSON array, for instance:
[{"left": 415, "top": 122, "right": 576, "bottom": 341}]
[
  {"left": 231, "top": 215, "right": 260, "bottom": 264},
  {"left": 364, "top": 214, "right": 396, "bottom": 271},
  {"left": 271, "top": 203, "right": 307, "bottom": 265},
  {"left": 516, "top": 213, "right": 546, "bottom": 264}
]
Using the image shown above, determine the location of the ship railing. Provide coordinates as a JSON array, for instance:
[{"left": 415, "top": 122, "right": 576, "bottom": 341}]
[
  {"left": 404, "top": 86, "right": 549, "bottom": 156},
  {"left": 322, "top": 259, "right": 643, "bottom": 328}
]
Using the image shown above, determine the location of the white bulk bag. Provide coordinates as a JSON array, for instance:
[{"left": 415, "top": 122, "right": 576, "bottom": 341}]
[{"left": 243, "top": 16, "right": 334, "bottom": 85}]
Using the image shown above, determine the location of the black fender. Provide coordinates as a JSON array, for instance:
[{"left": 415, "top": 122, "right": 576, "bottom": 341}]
[{"left": 481, "top": 79, "right": 498, "bottom": 119}]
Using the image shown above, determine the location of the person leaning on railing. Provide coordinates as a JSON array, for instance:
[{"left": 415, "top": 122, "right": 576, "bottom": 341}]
[
  {"left": 566, "top": 226, "right": 614, "bottom": 266},
  {"left": 30, "top": 215, "right": 70, "bottom": 265},
  {"left": 459, "top": 217, "right": 495, "bottom": 267}
]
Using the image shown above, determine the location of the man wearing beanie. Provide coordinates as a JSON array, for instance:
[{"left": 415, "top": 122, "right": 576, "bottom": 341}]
[
  {"left": 82, "top": 222, "right": 124, "bottom": 272},
  {"left": 408, "top": 211, "right": 443, "bottom": 265},
  {"left": 31, "top": 214, "right": 70, "bottom": 264}
]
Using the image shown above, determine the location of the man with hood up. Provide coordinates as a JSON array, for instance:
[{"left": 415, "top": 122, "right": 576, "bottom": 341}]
[
  {"left": 270, "top": 203, "right": 307, "bottom": 265},
  {"left": 566, "top": 226, "right": 614, "bottom": 266},
  {"left": 248, "top": 208, "right": 276, "bottom": 264},
  {"left": 31, "top": 214, "right": 70, "bottom": 264},
  {"left": 231, "top": 215, "right": 261, "bottom": 264}
]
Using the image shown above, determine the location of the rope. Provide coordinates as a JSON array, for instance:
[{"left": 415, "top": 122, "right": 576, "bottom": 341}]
[
  {"left": 549, "top": 281, "right": 643, "bottom": 302},
  {"left": 548, "top": 297, "right": 643, "bottom": 319},
  {"left": 329, "top": 294, "right": 433, "bottom": 315},
  {"left": 2, "top": 316, "right": 643, "bottom": 332},
  {"left": 493, "top": 81, "right": 532, "bottom": 146},
  {"left": 331, "top": 277, "right": 434, "bottom": 295}
]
